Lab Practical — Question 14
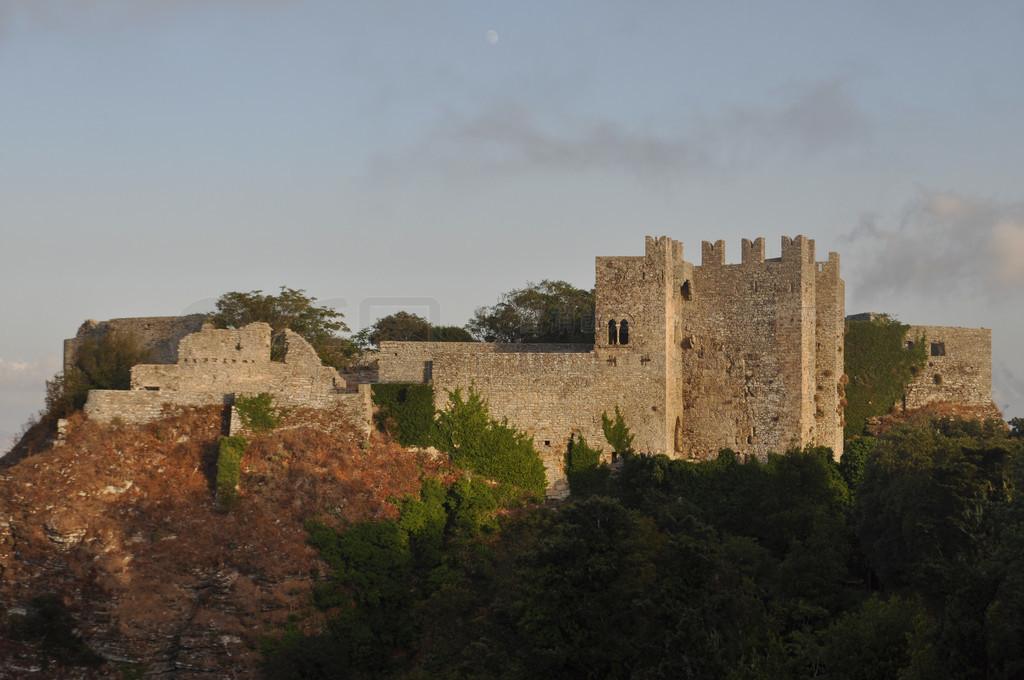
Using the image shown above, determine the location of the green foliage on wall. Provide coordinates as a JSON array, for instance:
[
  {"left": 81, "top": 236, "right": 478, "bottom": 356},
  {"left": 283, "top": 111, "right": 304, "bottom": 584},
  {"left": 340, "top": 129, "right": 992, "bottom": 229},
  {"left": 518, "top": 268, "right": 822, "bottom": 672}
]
[
  {"left": 216, "top": 435, "right": 248, "bottom": 513},
  {"left": 370, "top": 383, "right": 436, "bottom": 447},
  {"left": 601, "top": 405, "right": 635, "bottom": 455},
  {"left": 565, "top": 434, "right": 609, "bottom": 498},
  {"left": 234, "top": 392, "right": 289, "bottom": 432},
  {"left": 434, "top": 387, "right": 547, "bottom": 499},
  {"left": 844, "top": 315, "right": 928, "bottom": 439}
]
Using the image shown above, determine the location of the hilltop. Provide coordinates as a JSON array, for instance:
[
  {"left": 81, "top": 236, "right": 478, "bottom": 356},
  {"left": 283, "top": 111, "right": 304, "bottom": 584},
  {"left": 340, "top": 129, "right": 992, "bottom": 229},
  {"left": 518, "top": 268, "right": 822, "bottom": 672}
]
[{"left": 0, "top": 407, "right": 447, "bottom": 678}]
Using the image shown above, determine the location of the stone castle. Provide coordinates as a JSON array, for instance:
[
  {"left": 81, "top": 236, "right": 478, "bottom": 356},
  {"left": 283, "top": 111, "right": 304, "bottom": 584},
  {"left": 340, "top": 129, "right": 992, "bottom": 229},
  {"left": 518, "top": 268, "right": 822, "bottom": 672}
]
[{"left": 67, "top": 235, "right": 995, "bottom": 496}]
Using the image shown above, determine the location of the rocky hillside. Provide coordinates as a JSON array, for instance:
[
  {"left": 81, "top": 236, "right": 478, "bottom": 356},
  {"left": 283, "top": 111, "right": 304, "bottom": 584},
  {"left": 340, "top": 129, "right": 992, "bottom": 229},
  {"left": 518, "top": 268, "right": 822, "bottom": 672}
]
[{"left": 0, "top": 407, "right": 445, "bottom": 679}]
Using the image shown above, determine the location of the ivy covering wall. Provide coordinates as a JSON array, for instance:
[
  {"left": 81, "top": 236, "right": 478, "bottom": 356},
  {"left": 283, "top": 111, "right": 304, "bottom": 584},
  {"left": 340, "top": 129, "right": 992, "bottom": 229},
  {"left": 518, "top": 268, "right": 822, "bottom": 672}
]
[{"left": 844, "top": 316, "right": 927, "bottom": 440}]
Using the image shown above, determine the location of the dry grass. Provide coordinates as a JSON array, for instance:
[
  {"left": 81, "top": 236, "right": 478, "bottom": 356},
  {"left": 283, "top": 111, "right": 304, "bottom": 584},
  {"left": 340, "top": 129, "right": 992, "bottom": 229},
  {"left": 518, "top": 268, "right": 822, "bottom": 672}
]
[{"left": 0, "top": 405, "right": 450, "bottom": 677}]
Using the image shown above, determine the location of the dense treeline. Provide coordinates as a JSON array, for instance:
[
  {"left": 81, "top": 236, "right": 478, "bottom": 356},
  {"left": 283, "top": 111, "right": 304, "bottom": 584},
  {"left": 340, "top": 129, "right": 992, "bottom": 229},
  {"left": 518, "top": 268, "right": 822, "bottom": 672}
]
[{"left": 263, "top": 414, "right": 1024, "bottom": 679}]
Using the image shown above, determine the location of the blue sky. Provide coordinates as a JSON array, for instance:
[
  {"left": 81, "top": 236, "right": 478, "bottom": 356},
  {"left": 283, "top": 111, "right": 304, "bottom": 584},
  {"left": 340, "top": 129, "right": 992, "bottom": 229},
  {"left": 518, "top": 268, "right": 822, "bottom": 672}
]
[{"left": 2, "top": 0, "right": 1023, "bottom": 443}]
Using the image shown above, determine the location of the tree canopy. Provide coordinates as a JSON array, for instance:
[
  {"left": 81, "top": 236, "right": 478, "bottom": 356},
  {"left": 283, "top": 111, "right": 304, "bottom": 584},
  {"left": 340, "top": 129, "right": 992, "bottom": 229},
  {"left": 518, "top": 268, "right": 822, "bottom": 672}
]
[
  {"left": 209, "top": 287, "right": 356, "bottom": 369},
  {"left": 355, "top": 311, "right": 473, "bottom": 348},
  {"left": 466, "top": 279, "right": 595, "bottom": 343}
]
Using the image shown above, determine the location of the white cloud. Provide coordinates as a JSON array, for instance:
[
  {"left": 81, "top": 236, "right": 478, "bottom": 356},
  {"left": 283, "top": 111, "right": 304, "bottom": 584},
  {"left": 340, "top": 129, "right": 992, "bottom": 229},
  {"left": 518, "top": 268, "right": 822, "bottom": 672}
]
[{"left": 843, "top": 187, "right": 1024, "bottom": 302}]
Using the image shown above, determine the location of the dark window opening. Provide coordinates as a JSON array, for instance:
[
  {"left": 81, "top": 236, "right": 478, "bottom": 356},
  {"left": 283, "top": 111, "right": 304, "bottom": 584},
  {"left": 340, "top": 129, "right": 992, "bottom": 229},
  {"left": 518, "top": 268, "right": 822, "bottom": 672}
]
[
  {"left": 423, "top": 360, "right": 433, "bottom": 383},
  {"left": 544, "top": 440, "right": 550, "bottom": 447},
  {"left": 681, "top": 281, "right": 692, "bottom": 300},
  {"left": 906, "top": 341, "right": 914, "bottom": 350},
  {"left": 608, "top": 319, "right": 618, "bottom": 345},
  {"left": 931, "top": 342, "right": 946, "bottom": 357},
  {"left": 619, "top": 319, "right": 630, "bottom": 345}
]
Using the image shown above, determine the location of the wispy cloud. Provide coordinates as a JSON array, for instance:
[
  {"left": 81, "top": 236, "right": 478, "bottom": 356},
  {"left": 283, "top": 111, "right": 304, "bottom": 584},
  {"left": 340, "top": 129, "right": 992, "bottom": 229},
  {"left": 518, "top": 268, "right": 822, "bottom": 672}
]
[
  {"left": 368, "top": 76, "right": 872, "bottom": 184},
  {"left": 843, "top": 187, "right": 1024, "bottom": 302}
]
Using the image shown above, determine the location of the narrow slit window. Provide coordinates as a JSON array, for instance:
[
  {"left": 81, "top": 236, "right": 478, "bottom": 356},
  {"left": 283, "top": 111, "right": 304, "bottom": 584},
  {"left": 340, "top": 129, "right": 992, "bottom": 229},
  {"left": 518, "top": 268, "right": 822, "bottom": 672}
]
[
  {"left": 608, "top": 319, "right": 618, "bottom": 345},
  {"left": 619, "top": 319, "right": 630, "bottom": 345}
]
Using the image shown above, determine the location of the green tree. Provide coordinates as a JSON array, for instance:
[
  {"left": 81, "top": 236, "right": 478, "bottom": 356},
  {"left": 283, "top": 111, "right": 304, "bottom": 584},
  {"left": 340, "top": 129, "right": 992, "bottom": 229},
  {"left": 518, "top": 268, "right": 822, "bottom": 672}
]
[
  {"left": 355, "top": 311, "right": 474, "bottom": 347},
  {"left": 44, "top": 329, "right": 153, "bottom": 419},
  {"left": 209, "top": 287, "right": 356, "bottom": 370},
  {"left": 601, "top": 405, "right": 634, "bottom": 455},
  {"left": 466, "top": 279, "right": 595, "bottom": 343},
  {"left": 565, "top": 434, "right": 609, "bottom": 498},
  {"left": 434, "top": 387, "right": 548, "bottom": 499}
]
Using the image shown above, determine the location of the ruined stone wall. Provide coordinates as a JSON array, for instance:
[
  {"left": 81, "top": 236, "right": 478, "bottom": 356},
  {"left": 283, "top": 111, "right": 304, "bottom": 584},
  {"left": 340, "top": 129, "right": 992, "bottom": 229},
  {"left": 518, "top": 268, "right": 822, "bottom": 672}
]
[
  {"left": 903, "top": 326, "right": 993, "bottom": 411},
  {"left": 64, "top": 315, "right": 207, "bottom": 372},
  {"left": 84, "top": 323, "right": 369, "bottom": 432}
]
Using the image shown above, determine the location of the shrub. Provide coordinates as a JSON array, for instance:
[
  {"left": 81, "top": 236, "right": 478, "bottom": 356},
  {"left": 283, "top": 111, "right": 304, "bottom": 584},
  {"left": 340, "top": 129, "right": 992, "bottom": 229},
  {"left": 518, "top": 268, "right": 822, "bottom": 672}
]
[
  {"left": 234, "top": 393, "right": 289, "bottom": 432},
  {"left": 602, "top": 406, "right": 635, "bottom": 455},
  {"left": 434, "top": 387, "right": 547, "bottom": 499},
  {"left": 566, "top": 434, "right": 610, "bottom": 497},
  {"left": 216, "top": 435, "right": 249, "bottom": 512},
  {"left": 371, "top": 383, "right": 436, "bottom": 447}
]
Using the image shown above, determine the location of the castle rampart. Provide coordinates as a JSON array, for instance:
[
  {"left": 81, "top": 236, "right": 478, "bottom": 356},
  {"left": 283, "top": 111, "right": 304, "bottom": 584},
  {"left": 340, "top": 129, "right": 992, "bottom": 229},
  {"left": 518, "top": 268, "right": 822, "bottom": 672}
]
[{"left": 379, "top": 235, "right": 847, "bottom": 495}]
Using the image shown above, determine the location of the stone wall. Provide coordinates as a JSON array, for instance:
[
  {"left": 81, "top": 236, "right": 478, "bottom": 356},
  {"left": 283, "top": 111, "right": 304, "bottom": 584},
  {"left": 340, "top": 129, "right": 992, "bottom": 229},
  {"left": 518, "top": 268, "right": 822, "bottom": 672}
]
[
  {"left": 64, "top": 315, "right": 207, "bottom": 372},
  {"left": 902, "top": 326, "right": 994, "bottom": 411},
  {"left": 84, "top": 322, "right": 371, "bottom": 437}
]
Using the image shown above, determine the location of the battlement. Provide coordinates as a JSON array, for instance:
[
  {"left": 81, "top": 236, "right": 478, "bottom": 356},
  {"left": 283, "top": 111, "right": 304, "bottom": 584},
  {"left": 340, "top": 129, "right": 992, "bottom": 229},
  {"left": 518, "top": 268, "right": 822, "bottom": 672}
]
[
  {"left": 741, "top": 237, "right": 765, "bottom": 264},
  {"left": 644, "top": 235, "right": 685, "bottom": 262},
  {"left": 701, "top": 239, "right": 726, "bottom": 265},
  {"left": 781, "top": 235, "right": 815, "bottom": 264}
]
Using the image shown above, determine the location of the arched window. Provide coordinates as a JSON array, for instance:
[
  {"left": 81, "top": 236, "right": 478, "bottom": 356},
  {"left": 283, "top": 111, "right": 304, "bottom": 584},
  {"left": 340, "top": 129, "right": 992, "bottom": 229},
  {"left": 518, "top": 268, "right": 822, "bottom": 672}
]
[
  {"left": 619, "top": 319, "right": 629, "bottom": 345},
  {"left": 608, "top": 319, "right": 618, "bottom": 345}
]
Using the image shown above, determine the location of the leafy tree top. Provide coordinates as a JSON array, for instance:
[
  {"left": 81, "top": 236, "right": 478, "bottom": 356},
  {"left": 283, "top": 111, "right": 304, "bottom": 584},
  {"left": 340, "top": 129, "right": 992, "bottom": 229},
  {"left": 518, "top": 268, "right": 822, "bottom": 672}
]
[
  {"left": 355, "top": 311, "right": 474, "bottom": 348},
  {"left": 209, "top": 287, "right": 356, "bottom": 369},
  {"left": 467, "top": 279, "right": 595, "bottom": 343}
]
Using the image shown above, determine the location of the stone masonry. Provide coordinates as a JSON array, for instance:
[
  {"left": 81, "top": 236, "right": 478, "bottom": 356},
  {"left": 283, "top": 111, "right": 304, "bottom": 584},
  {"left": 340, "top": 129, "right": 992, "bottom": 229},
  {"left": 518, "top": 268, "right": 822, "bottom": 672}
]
[
  {"left": 378, "top": 235, "right": 847, "bottom": 495},
  {"left": 83, "top": 322, "right": 371, "bottom": 435},
  {"left": 64, "top": 315, "right": 207, "bottom": 373},
  {"left": 902, "top": 325, "right": 995, "bottom": 413}
]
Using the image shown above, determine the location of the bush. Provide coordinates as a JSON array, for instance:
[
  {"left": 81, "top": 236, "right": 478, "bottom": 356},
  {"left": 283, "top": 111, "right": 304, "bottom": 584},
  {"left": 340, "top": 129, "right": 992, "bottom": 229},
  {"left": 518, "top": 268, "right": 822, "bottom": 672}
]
[
  {"left": 234, "top": 393, "right": 289, "bottom": 432},
  {"left": 434, "top": 387, "right": 547, "bottom": 499},
  {"left": 371, "top": 383, "right": 436, "bottom": 447},
  {"left": 216, "top": 435, "right": 249, "bottom": 512},
  {"left": 602, "top": 406, "right": 635, "bottom": 455},
  {"left": 44, "top": 330, "right": 153, "bottom": 420},
  {"left": 566, "top": 434, "right": 610, "bottom": 497}
]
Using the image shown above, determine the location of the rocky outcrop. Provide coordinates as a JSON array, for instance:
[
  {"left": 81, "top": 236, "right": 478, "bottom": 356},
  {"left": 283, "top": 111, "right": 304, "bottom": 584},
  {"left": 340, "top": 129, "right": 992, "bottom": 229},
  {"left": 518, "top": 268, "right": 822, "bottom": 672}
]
[{"left": 0, "top": 408, "right": 436, "bottom": 678}]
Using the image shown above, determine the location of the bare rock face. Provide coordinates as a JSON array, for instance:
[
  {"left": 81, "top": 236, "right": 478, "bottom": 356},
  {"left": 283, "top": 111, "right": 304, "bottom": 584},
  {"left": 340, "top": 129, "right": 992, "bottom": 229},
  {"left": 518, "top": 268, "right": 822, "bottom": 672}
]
[{"left": 0, "top": 407, "right": 433, "bottom": 678}]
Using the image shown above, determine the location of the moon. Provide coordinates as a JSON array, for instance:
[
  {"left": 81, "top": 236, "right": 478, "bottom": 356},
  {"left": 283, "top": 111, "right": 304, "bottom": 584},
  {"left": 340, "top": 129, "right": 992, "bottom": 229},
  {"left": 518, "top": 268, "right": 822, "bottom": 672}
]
[{"left": 486, "top": 29, "right": 498, "bottom": 44}]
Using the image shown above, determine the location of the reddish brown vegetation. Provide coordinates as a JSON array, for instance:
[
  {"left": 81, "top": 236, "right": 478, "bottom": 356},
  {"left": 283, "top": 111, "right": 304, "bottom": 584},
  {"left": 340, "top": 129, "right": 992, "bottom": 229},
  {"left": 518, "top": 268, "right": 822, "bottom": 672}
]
[{"left": 0, "top": 406, "right": 444, "bottom": 678}]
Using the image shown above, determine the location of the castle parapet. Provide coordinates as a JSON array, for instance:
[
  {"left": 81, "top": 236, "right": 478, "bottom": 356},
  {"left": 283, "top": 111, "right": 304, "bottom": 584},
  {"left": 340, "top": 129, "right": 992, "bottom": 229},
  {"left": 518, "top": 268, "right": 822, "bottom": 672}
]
[
  {"left": 645, "top": 235, "right": 684, "bottom": 262},
  {"left": 741, "top": 237, "right": 765, "bottom": 264},
  {"left": 781, "top": 235, "right": 815, "bottom": 264},
  {"left": 701, "top": 239, "right": 726, "bottom": 266}
]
